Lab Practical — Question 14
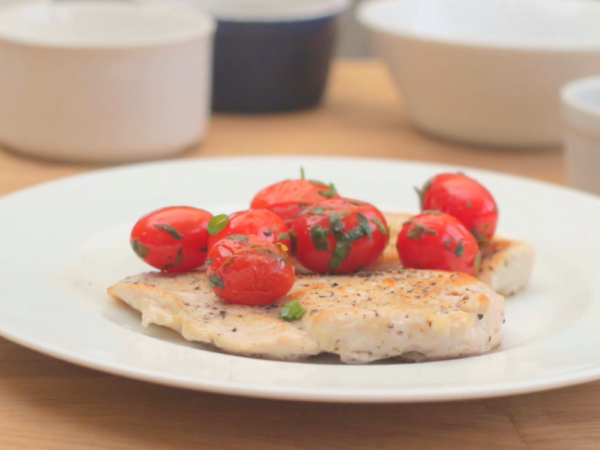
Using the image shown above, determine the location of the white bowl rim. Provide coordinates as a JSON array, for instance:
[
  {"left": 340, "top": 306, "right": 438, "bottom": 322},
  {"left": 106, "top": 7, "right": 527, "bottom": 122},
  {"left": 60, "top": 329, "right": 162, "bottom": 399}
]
[
  {"left": 0, "top": 0, "right": 216, "bottom": 49},
  {"left": 357, "top": 0, "right": 600, "bottom": 53},
  {"left": 182, "top": 0, "right": 350, "bottom": 22}
]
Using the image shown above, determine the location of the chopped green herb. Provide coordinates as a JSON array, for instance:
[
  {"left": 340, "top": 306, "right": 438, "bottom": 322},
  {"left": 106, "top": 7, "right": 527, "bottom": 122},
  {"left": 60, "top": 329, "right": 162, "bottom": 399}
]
[
  {"left": 357, "top": 212, "right": 373, "bottom": 241},
  {"left": 200, "top": 246, "right": 207, "bottom": 253},
  {"left": 309, "top": 206, "right": 335, "bottom": 216},
  {"left": 328, "top": 241, "right": 351, "bottom": 272},
  {"left": 132, "top": 239, "right": 150, "bottom": 259},
  {"left": 289, "top": 229, "right": 298, "bottom": 254},
  {"left": 414, "top": 261, "right": 422, "bottom": 268},
  {"left": 454, "top": 241, "right": 465, "bottom": 258},
  {"left": 263, "top": 229, "right": 273, "bottom": 237},
  {"left": 205, "top": 258, "right": 213, "bottom": 266},
  {"left": 300, "top": 167, "right": 305, "bottom": 180},
  {"left": 310, "top": 226, "right": 331, "bottom": 251},
  {"left": 208, "top": 214, "right": 229, "bottom": 236},
  {"left": 372, "top": 217, "right": 388, "bottom": 236},
  {"left": 407, "top": 224, "right": 437, "bottom": 240},
  {"left": 415, "top": 178, "right": 432, "bottom": 209},
  {"left": 329, "top": 213, "right": 347, "bottom": 239},
  {"left": 342, "top": 226, "right": 367, "bottom": 243},
  {"left": 474, "top": 251, "right": 482, "bottom": 274},
  {"left": 279, "top": 300, "right": 306, "bottom": 322},
  {"left": 466, "top": 201, "right": 473, "bottom": 209},
  {"left": 278, "top": 232, "right": 290, "bottom": 241},
  {"left": 472, "top": 227, "right": 490, "bottom": 247},
  {"left": 228, "top": 234, "right": 249, "bottom": 243},
  {"left": 155, "top": 224, "right": 184, "bottom": 241},
  {"left": 207, "top": 274, "right": 225, "bottom": 290},
  {"left": 164, "top": 248, "right": 184, "bottom": 270},
  {"left": 308, "top": 179, "right": 327, "bottom": 187},
  {"left": 318, "top": 183, "right": 338, "bottom": 199}
]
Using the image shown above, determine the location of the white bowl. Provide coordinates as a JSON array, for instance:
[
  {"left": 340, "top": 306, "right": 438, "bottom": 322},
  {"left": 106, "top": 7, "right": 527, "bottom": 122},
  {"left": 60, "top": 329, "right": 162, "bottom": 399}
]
[
  {"left": 0, "top": 0, "right": 215, "bottom": 164},
  {"left": 562, "top": 76, "right": 600, "bottom": 195},
  {"left": 357, "top": 0, "right": 600, "bottom": 148}
]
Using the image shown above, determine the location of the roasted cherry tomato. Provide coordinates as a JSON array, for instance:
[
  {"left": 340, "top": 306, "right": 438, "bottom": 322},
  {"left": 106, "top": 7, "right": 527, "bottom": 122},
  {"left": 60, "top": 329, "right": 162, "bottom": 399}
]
[
  {"left": 397, "top": 211, "right": 480, "bottom": 276},
  {"left": 206, "top": 235, "right": 295, "bottom": 306},
  {"left": 207, "top": 209, "right": 292, "bottom": 252},
  {"left": 417, "top": 173, "right": 498, "bottom": 247},
  {"left": 131, "top": 206, "right": 213, "bottom": 273},
  {"left": 291, "top": 198, "right": 389, "bottom": 274},
  {"left": 250, "top": 170, "right": 340, "bottom": 226}
]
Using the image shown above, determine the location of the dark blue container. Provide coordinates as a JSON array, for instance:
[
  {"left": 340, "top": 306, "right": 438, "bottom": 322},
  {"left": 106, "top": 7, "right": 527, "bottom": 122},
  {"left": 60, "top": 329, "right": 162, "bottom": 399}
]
[{"left": 207, "top": 1, "right": 349, "bottom": 113}]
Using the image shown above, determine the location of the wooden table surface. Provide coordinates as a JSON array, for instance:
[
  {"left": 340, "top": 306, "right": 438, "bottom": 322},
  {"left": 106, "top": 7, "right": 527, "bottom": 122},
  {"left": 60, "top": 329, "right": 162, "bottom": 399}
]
[{"left": 0, "top": 60, "right": 589, "bottom": 450}]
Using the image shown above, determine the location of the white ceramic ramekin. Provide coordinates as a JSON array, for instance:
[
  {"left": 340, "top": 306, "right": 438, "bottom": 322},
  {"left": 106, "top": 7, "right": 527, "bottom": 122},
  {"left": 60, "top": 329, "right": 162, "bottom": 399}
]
[
  {"left": 562, "top": 76, "right": 600, "bottom": 195},
  {"left": 358, "top": 0, "right": 600, "bottom": 149},
  {"left": 0, "top": 0, "right": 215, "bottom": 164}
]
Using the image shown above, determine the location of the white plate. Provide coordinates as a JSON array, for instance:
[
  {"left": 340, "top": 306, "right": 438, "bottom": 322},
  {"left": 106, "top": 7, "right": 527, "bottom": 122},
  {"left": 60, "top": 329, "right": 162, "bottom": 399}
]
[{"left": 0, "top": 156, "right": 598, "bottom": 403}]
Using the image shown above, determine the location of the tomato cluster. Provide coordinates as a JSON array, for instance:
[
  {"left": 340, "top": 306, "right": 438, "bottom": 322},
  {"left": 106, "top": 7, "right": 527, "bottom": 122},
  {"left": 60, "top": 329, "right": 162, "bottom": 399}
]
[
  {"left": 129, "top": 169, "right": 498, "bottom": 307},
  {"left": 397, "top": 173, "right": 499, "bottom": 275}
]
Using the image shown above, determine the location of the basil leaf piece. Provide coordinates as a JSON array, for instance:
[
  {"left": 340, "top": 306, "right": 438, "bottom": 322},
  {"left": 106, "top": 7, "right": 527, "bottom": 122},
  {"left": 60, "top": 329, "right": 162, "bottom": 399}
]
[
  {"left": 309, "top": 206, "right": 335, "bottom": 216},
  {"left": 372, "top": 217, "right": 388, "bottom": 236},
  {"left": 474, "top": 250, "right": 482, "bottom": 274},
  {"left": 154, "top": 224, "right": 184, "bottom": 241},
  {"left": 300, "top": 167, "right": 306, "bottom": 180},
  {"left": 318, "top": 183, "right": 338, "bottom": 199},
  {"left": 164, "top": 248, "right": 184, "bottom": 270},
  {"left": 357, "top": 212, "right": 373, "bottom": 241},
  {"left": 454, "top": 241, "right": 465, "bottom": 258},
  {"left": 263, "top": 229, "right": 273, "bottom": 237},
  {"left": 415, "top": 178, "right": 432, "bottom": 210},
  {"left": 289, "top": 229, "right": 298, "bottom": 254},
  {"left": 207, "top": 274, "right": 225, "bottom": 290},
  {"left": 342, "top": 226, "right": 366, "bottom": 243},
  {"left": 279, "top": 300, "right": 306, "bottom": 322},
  {"left": 278, "top": 232, "right": 290, "bottom": 241},
  {"left": 228, "top": 234, "right": 249, "bottom": 243},
  {"left": 208, "top": 214, "right": 229, "bottom": 236},
  {"left": 406, "top": 224, "right": 437, "bottom": 240},
  {"left": 328, "top": 241, "right": 351, "bottom": 272},
  {"left": 310, "top": 226, "right": 331, "bottom": 251},
  {"left": 131, "top": 239, "right": 150, "bottom": 259}
]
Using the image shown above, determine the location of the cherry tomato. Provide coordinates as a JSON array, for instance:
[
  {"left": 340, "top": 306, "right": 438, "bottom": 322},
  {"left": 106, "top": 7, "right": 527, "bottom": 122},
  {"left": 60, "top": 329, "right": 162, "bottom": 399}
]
[
  {"left": 417, "top": 173, "right": 498, "bottom": 247},
  {"left": 397, "top": 211, "right": 480, "bottom": 276},
  {"left": 250, "top": 171, "right": 340, "bottom": 226},
  {"left": 206, "top": 235, "right": 295, "bottom": 306},
  {"left": 131, "top": 206, "right": 213, "bottom": 273},
  {"left": 291, "top": 198, "right": 389, "bottom": 274},
  {"left": 207, "top": 209, "right": 292, "bottom": 252}
]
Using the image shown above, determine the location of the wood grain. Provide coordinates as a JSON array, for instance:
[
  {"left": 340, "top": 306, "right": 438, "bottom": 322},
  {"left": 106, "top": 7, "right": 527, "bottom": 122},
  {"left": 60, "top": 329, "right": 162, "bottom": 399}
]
[{"left": 0, "top": 60, "right": 589, "bottom": 450}]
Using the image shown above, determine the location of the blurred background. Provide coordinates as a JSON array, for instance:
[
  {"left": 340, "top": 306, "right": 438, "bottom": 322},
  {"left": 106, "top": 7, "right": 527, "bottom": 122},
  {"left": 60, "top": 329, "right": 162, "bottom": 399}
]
[{"left": 338, "top": 0, "right": 371, "bottom": 57}]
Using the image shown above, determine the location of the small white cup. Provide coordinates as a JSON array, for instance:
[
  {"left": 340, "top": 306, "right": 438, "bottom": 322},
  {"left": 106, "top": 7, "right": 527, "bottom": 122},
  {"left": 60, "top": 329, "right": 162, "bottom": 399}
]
[
  {"left": 562, "top": 76, "right": 600, "bottom": 195},
  {"left": 0, "top": 0, "right": 215, "bottom": 164}
]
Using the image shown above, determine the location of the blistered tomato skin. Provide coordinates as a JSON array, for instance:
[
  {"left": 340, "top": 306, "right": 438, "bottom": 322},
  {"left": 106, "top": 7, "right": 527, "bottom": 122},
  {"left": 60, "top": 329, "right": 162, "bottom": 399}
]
[
  {"left": 291, "top": 198, "right": 389, "bottom": 274},
  {"left": 251, "top": 179, "right": 340, "bottom": 226},
  {"left": 419, "top": 173, "right": 499, "bottom": 246},
  {"left": 130, "top": 206, "right": 213, "bottom": 273},
  {"left": 206, "top": 235, "right": 296, "bottom": 306},
  {"left": 207, "top": 209, "right": 292, "bottom": 252},
  {"left": 397, "top": 212, "right": 480, "bottom": 276}
]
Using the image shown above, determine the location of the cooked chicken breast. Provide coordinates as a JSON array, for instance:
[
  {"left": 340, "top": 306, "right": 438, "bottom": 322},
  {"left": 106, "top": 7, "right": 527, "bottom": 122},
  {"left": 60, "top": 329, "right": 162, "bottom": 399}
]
[{"left": 109, "top": 268, "right": 504, "bottom": 364}]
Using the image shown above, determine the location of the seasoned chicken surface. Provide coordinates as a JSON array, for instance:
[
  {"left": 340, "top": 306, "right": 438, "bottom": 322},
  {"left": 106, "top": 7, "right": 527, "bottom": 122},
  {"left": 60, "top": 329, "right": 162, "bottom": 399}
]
[{"left": 109, "top": 268, "right": 504, "bottom": 364}]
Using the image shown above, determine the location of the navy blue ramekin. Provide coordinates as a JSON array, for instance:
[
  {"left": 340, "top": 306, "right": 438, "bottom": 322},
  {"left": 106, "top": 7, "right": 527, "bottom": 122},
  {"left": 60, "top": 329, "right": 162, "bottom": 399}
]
[{"left": 203, "top": 0, "right": 349, "bottom": 113}]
